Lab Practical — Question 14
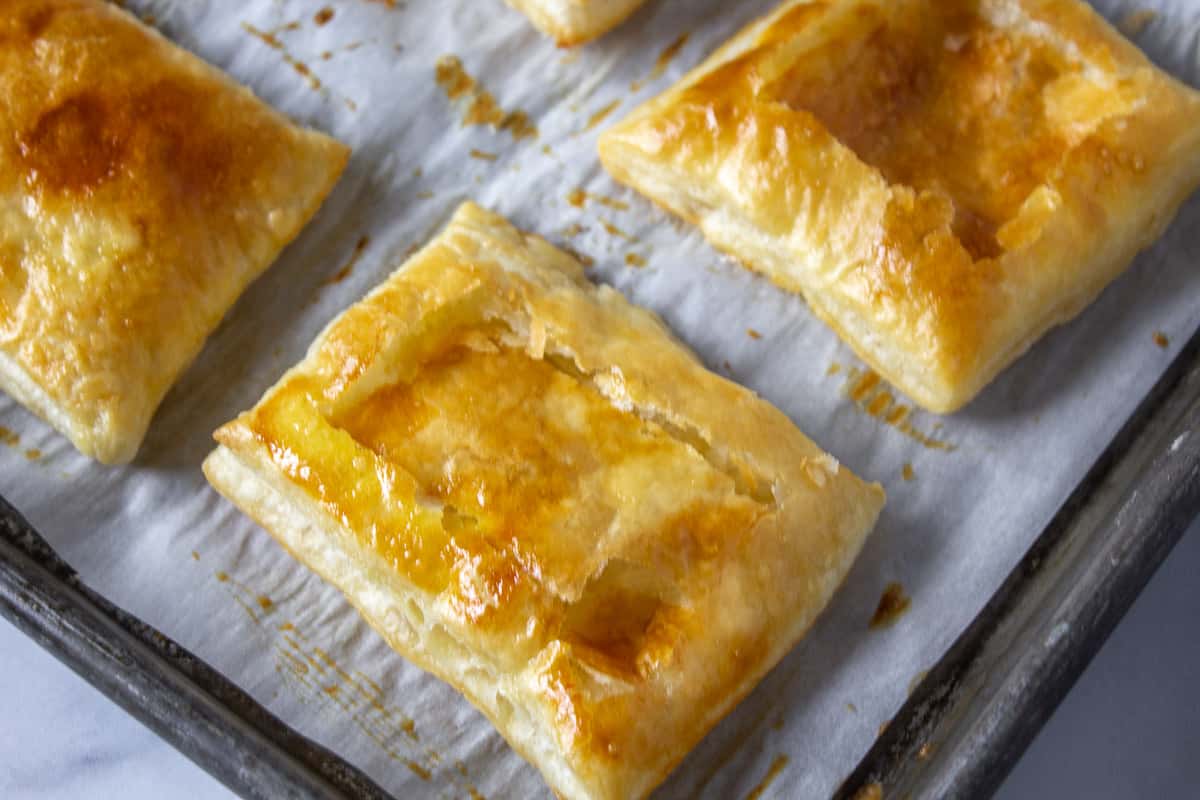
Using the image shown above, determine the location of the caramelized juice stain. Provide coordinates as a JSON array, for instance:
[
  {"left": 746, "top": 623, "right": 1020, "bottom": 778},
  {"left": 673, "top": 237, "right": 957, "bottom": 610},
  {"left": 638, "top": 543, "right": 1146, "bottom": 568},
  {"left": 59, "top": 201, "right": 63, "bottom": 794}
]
[
  {"left": 843, "top": 368, "right": 956, "bottom": 451},
  {"left": 600, "top": 220, "right": 633, "bottom": 240},
  {"left": 0, "top": 427, "right": 20, "bottom": 447},
  {"left": 1153, "top": 331, "right": 1169, "bottom": 349},
  {"left": 631, "top": 33, "right": 690, "bottom": 92},
  {"left": 323, "top": 235, "right": 370, "bottom": 286},
  {"left": 242, "top": 23, "right": 322, "bottom": 91},
  {"left": 747, "top": 328, "right": 762, "bottom": 340},
  {"left": 272, "top": 632, "right": 451, "bottom": 784},
  {"left": 469, "top": 148, "right": 498, "bottom": 161},
  {"left": 625, "top": 253, "right": 647, "bottom": 268},
  {"left": 581, "top": 99, "right": 621, "bottom": 133},
  {"left": 869, "top": 582, "right": 911, "bottom": 629},
  {"left": 745, "top": 754, "right": 790, "bottom": 800},
  {"left": 314, "top": 6, "right": 334, "bottom": 26},
  {"left": 567, "top": 188, "right": 628, "bottom": 210},
  {"left": 213, "top": 569, "right": 276, "bottom": 625},
  {"left": 901, "top": 463, "right": 915, "bottom": 481},
  {"left": 435, "top": 56, "right": 538, "bottom": 140},
  {"left": 206, "top": 561, "right": 492, "bottom": 792},
  {"left": 1119, "top": 9, "right": 1158, "bottom": 36}
]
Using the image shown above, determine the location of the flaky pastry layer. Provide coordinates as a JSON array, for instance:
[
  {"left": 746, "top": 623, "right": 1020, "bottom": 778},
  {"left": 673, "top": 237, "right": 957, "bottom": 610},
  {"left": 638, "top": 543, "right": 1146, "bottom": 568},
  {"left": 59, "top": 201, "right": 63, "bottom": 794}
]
[
  {"left": 204, "top": 202, "right": 884, "bottom": 800},
  {"left": 505, "top": 0, "right": 648, "bottom": 45},
  {"left": 0, "top": 0, "right": 349, "bottom": 462},
  {"left": 600, "top": 0, "right": 1200, "bottom": 412}
]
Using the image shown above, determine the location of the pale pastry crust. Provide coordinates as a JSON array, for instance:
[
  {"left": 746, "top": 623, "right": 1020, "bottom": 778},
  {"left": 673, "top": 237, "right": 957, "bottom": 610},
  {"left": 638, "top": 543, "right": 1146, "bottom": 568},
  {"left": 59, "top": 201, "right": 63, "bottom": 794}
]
[
  {"left": 0, "top": 0, "right": 349, "bottom": 462},
  {"left": 204, "top": 202, "right": 885, "bottom": 800},
  {"left": 599, "top": 0, "right": 1200, "bottom": 413},
  {"left": 505, "top": 0, "right": 648, "bottom": 46}
]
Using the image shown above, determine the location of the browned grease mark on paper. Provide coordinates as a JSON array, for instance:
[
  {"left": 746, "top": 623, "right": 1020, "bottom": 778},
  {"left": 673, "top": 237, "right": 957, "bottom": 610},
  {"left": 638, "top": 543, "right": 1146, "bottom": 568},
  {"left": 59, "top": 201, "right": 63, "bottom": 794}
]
[
  {"left": 600, "top": 220, "right": 633, "bottom": 240},
  {"left": 213, "top": 570, "right": 277, "bottom": 625},
  {"left": 435, "top": 56, "right": 537, "bottom": 140},
  {"left": 323, "top": 235, "right": 371, "bottom": 286},
  {"left": 242, "top": 23, "right": 322, "bottom": 91},
  {"left": 1154, "top": 331, "right": 1170, "bottom": 349},
  {"left": 567, "top": 188, "right": 628, "bottom": 210},
  {"left": 206, "top": 568, "right": 492, "bottom": 790},
  {"left": 1119, "top": 9, "right": 1158, "bottom": 36},
  {"left": 744, "top": 754, "right": 790, "bottom": 800},
  {"left": 843, "top": 368, "right": 956, "bottom": 451},
  {"left": 901, "top": 463, "right": 915, "bottom": 482},
  {"left": 747, "top": 328, "right": 762, "bottom": 340},
  {"left": 581, "top": 99, "right": 620, "bottom": 133},
  {"left": 314, "top": 6, "right": 334, "bottom": 25},
  {"left": 631, "top": 33, "right": 690, "bottom": 92},
  {"left": 870, "top": 582, "right": 911, "bottom": 629},
  {"left": 625, "top": 253, "right": 646, "bottom": 268}
]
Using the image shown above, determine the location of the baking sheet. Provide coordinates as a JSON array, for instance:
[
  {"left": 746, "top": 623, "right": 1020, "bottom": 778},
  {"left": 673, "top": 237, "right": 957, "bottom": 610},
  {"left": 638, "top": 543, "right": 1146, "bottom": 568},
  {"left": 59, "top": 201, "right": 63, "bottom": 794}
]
[{"left": 2, "top": 1, "right": 1199, "bottom": 797}]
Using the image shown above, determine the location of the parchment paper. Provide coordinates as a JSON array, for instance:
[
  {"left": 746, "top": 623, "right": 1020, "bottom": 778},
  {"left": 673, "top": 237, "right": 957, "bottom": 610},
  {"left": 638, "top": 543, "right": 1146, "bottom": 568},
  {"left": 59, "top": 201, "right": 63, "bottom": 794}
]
[{"left": 3, "top": 1, "right": 1199, "bottom": 797}]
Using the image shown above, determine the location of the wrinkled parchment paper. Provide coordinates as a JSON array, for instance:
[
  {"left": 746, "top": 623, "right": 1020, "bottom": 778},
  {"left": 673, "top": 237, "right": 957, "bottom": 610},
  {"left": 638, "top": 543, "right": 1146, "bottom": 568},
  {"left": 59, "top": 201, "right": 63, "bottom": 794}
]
[{"left": 3, "top": 1, "right": 1199, "bottom": 796}]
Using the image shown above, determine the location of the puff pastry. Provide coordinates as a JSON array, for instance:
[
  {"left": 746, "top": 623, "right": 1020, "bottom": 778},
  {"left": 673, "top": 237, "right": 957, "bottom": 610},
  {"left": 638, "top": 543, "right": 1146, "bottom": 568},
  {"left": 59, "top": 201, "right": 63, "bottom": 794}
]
[
  {"left": 504, "top": 0, "right": 648, "bottom": 46},
  {"left": 599, "top": 0, "right": 1200, "bottom": 412},
  {"left": 204, "top": 202, "right": 884, "bottom": 800},
  {"left": 0, "top": 0, "right": 349, "bottom": 462}
]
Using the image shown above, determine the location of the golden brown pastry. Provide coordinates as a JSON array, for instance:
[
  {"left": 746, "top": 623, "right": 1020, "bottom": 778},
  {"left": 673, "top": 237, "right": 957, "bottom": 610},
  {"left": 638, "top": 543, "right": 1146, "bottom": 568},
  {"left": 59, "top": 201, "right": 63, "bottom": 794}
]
[
  {"left": 204, "top": 202, "right": 884, "bottom": 800},
  {"left": 504, "top": 0, "right": 648, "bottom": 45},
  {"left": 0, "top": 0, "right": 349, "bottom": 462},
  {"left": 599, "top": 0, "right": 1200, "bottom": 413}
]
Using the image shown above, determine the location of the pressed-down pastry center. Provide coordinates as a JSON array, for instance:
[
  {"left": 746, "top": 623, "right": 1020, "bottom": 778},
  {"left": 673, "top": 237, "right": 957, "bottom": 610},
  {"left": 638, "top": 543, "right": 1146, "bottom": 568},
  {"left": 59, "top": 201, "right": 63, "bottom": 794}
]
[
  {"left": 329, "top": 333, "right": 761, "bottom": 639},
  {"left": 773, "top": 2, "right": 1074, "bottom": 259}
]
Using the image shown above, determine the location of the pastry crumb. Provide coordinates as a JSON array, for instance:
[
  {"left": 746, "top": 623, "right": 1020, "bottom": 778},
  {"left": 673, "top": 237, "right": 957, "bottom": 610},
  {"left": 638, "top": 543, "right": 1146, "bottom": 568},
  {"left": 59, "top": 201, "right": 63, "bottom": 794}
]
[{"left": 747, "top": 328, "right": 762, "bottom": 340}]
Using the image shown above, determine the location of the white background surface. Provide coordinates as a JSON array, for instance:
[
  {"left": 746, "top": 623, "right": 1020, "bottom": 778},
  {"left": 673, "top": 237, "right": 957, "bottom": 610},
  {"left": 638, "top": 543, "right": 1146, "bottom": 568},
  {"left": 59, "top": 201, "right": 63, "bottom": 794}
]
[{"left": 2, "top": 514, "right": 1197, "bottom": 799}]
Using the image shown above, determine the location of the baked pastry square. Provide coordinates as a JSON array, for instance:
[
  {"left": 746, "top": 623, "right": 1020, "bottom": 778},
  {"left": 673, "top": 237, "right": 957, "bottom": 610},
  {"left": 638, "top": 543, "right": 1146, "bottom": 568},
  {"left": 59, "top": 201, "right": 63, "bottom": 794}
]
[
  {"left": 505, "top": 0, "right": 648, "bottom": 45},
  {"left": 600, "top": 0, "right": 1200, "bottom": 412},
  {"left": 0, "top": 0, "right": 349, "bottom": 462},
  {"left": 204, "top": 202, "right": 884, "bottom": 800}
]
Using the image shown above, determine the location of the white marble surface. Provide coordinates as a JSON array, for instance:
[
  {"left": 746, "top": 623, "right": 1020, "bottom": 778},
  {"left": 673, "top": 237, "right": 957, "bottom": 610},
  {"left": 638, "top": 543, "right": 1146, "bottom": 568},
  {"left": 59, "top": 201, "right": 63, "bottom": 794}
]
[{"left": 2, "top": 516, "right": 1198, "bottom": 799}]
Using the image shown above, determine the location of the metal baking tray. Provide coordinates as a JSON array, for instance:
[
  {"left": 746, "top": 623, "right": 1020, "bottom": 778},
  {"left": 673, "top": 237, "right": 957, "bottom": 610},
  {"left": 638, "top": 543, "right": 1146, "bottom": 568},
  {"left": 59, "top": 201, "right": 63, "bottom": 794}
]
[{"left": 3, "top": 321, "right": 1197, "bottom": 799}]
